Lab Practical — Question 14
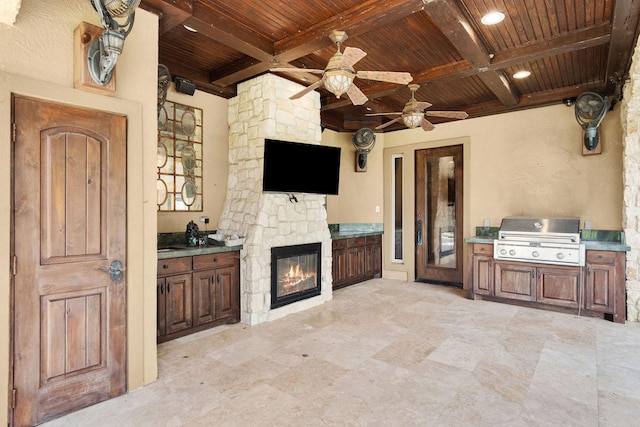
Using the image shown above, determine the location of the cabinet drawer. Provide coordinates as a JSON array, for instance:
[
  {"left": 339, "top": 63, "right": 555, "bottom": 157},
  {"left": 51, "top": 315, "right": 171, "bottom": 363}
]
[
  {"left": 193, "top": 251, "right": 238, "bottom": 270},
  {"left": 473, "top": 243, "right": 494, "bottom": 255},
  {"left": 157, "top": 256, "right": 192, "bottom": 276},
  {"left": 586, "top": 250, "right": 616, "bottom": 264},
  {"left": 332, "top": 239, "right": 348, "bottom": 250},
  {"left": 348, "top": 237, "right": 366, "bottom": 247},
  {"left": 366, "top": 234, "right": 381, "bottom": 245}
]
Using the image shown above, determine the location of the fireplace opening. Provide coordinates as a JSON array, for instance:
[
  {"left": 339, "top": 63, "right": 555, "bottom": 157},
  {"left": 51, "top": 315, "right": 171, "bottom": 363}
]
[{"left": 271, "top": 243, "right": 321, "bottom": 309}]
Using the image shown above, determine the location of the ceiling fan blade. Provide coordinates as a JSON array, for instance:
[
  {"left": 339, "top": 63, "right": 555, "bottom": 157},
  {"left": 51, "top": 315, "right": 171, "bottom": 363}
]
[
  {"left": 375, "top": 116, "right": 403, "bottom": 130},
  {"left": 366, "top": 112, "right": 402, "bottom": 116},
  {"left": 270, "top": 67, "right": 325, "bottom": 74},
  {"left": 356, "top": 71, "right": 412, "bottom": 84},
  {"left": 290, "top": 80, "right": 324, "bottom": 100},
  {"left": 420, "top": 118, "right": 435, "bottom": 131},
  {"left": 341, "top": 46, "right": 367, "bottom": 68},
  {"left": 346, "top": 83, "right": 368, "bottom": 106},
  {"left": 425, "top": 111, "right": 469, "bottom": 119},
  {"left": 414, "top": 101, "right": 432, "bottom": 110}
]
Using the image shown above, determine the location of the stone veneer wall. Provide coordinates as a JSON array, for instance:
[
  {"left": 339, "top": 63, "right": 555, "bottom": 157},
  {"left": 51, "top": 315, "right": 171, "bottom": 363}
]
[
  {"left": 622, "top": 37, "right": 640, "bottom": 322},
  {"left": 218, "top": 74, "right": 333, "bottom": 325}
]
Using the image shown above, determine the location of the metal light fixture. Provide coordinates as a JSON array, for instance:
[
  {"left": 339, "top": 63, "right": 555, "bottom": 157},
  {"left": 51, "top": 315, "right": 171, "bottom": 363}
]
[
  {"left": 402, "top": 111, "right": 424, "bottom": 129},
  {"left": 88, "top": 0, "right": 140, "bottom": 85}
]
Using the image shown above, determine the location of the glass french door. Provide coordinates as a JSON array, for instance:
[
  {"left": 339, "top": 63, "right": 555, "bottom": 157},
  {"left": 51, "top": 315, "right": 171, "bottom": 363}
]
[{"left": 415, "top": 145, "right": 463, "bottom": 285}]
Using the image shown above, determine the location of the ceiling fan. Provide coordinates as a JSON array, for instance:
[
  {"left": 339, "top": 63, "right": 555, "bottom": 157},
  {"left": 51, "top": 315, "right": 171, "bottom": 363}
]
[
  {"left": 367, "top": 84, "right": 468, "bottom": 131},
  {"left": 270, "top": 30, "right": 412, "bottom": 106}
]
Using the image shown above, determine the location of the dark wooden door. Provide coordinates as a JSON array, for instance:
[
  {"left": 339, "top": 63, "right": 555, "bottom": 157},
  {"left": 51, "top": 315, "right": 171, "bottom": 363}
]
[
  {"left": 415, "top": 145, "right": 463, "bottom": 284},
  {"left": 12, "top": 96, "right": 127, "bottom": 426}
]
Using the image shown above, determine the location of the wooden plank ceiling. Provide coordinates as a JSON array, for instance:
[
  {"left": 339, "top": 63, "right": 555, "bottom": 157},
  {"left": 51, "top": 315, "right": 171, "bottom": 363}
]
[{"left": 140, "top": 0, "right": 640, "bottom": 132}]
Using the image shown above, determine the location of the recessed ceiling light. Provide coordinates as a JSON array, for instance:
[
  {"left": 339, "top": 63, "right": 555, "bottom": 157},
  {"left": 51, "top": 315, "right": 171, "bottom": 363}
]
[
  {"left": 183, "top": 25, "right": 198, "bottom": 33},
  {"left": 513, "top": 70, "right": 531, "bottom": 79},
  {"left": 481, "top": 11, "right": 505, "bottom": 25}
]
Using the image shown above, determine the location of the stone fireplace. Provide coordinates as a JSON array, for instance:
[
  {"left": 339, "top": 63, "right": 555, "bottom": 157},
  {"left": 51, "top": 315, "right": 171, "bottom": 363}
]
[{"left": 218, "top": 74, "right": 333, "bottom": 325}]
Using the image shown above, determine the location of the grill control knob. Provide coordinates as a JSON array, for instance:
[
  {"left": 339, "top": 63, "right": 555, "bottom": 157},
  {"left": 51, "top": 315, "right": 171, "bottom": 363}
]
[
  {"left": 500, "top": 249, "right": 507, "bottom": 255},
  {"left": 509, "top": 249, "right": 516, "bottom": 256},
  {"left": 532, "top": 251, "right": 539, "bottom": 257},
  {"left": 557, "top": 253, "right": 565, "bottom": 260}
]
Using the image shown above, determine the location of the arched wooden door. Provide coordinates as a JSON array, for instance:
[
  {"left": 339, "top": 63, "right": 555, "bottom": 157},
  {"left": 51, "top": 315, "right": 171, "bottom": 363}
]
[{"left": 11, "top": 96, "right": 127, "bottom": 426}]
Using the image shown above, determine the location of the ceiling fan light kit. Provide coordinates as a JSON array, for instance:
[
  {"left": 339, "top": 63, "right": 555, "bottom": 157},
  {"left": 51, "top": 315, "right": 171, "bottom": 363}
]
[
  {"left": 270, "top": 30, "right": 412, "bottom": 106},
  {"left": 367, "top": 84, "right": 468, "bottom": 131}
]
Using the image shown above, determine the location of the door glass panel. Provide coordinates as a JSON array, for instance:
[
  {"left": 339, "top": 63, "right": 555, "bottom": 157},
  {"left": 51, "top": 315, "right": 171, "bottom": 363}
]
[
  {"left": 393, "top": 155, "right": 403, "bottom": 261},
  {"left": 425, "top": 156, "right": 456, "bottom": 268}
]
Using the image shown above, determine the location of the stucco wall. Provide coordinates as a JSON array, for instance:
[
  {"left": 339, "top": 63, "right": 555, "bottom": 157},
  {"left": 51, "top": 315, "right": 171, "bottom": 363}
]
[
  {"left": 323, "top": 130, "right": 385, "bottom": 225},
  {"left": 0, "top": 1, "right": 159, "bottom": 425},
  {"left": 157, "top": 87, "right": 230, "bottom": 232},
  {"left": 381, "top": 104, "right": 623, "bottom": 283}
]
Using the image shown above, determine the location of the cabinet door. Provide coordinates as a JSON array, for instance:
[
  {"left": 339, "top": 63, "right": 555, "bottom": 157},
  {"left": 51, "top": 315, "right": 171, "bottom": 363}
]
[
  {"left": 348, "top": 246, "right": 365, "bottom": 280},
  {"left": 157, "top": 277, "right": 166, "bottom": 337},
  {"left": 166, "top": 273, "right": 193, "bottom": 333},
  {"left": 216, "top": 265, "right": 239, "bottom": 320},
  {"left": 365, "top": 243, "right": 382, "bottom": 278},
  {"left": 494, "top": 262, "right": 536, "bottom": 301},
  {"left": 537, "top": 266, "right": 581, "bottom": 308},
  {"left": 192, "top": 270, "right": 216, "bottom": 326},
  {"left": 585, "top": 251, "right": 617, "bottom": 313},
  {"left": 332, "top": 249, "right": 348, "bottom": 287},
  {"left": 473, "top": 255, "right": 493, "bottom": 296}
]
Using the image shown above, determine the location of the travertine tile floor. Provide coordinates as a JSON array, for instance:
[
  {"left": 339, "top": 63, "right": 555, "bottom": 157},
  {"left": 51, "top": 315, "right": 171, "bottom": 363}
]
[{"left": 43, "top": 278, "right": 640, "bottom": 426}]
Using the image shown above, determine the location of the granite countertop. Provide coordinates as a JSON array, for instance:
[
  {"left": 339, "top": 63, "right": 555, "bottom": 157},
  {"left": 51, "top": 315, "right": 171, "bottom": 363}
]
[
  {"left": 329, "top": 223, "right": 383, "bottom": 240},
  {"left": 157, "top": 231, "right": 243, "bottom": 259},
  {"left": 157, "top": 244, "right": 242, "bottom": 259},
  {"left": 465, "top": 227, "right": 630, "bottom": 252}
]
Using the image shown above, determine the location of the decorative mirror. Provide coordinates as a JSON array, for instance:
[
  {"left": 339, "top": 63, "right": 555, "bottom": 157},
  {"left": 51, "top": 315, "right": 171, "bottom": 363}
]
[{"left": 157, "top": 100, "right": 203, "bottom": 211}]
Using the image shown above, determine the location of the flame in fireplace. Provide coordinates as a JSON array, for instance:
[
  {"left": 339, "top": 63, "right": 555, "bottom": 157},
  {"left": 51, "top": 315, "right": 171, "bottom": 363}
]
[{"left": 279, "top": 262, "right": 316, "bottom": 295}]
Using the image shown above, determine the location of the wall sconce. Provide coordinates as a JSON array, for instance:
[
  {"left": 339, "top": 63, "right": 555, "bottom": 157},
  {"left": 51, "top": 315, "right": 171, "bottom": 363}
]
[{"left": 87, "top": 0, "right": 140, "bottom": 86}]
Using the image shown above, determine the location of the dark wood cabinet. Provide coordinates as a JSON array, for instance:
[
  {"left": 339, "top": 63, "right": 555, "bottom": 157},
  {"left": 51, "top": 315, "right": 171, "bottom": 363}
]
[
  {"left": 471, "top": 244, "right": 493, "bottom": 296},
  {"left": 365, "top": 235, "right": 382, "bottom": 277},
  {"left": 537, "top": 266, "right": 581, "bottom": 308},
  {"left": 494, "top": 262, "right": 536, "bottom": 301},
  {"left": 332, "top": 234, "right": 382, "bottom": 289},
  {"left": 467, "top": 242, "right": 626, "bottom": 323},
  {"left": 584, "top": 250, "right": 626, "bottom": 322},
  {"left": 158, "top": 250, "right": 240, "bottom": 342}
]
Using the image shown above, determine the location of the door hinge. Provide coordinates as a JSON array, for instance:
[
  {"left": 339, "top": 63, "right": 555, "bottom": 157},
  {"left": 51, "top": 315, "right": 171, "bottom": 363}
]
[
  {"left": 12, "top": 255, "right": 17, "bottom": 276},
  {"left": 12, "top": 122, "right": 16, "bottom": 143},
  {"left": 11, "top": 388, "right": 16, "bottom": 408}
]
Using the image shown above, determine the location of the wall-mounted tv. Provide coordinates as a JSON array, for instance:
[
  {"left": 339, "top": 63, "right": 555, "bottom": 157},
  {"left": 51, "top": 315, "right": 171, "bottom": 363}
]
[{"left": 262, "top": 139, "right": 341, "bottom": 195}]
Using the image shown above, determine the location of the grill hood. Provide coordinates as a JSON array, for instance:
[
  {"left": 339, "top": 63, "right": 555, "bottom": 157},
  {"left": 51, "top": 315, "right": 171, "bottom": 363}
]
[{"left": 499, "top": 217, "right": 581, "bottom": 235}]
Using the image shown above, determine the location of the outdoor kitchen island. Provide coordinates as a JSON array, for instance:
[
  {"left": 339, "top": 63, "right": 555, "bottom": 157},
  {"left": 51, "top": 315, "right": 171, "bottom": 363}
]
[{"left": 466, "top": 221, "right": 630, "bottom": 323}]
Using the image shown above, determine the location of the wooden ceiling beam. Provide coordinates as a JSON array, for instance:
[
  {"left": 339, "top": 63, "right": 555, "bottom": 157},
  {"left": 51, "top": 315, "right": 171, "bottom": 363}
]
[
  {"left": 421, "top": 0, "right": 519, "bottom": 106},
  {"left": 274, "top": 0, "right": 425, "bottom": 62},
  {"left": 204, "top": 0, "right": 424, "bottom": 86},
  {"left": 139, "top": 0, "right": 193, "bottom": 35},
  {"left": 605, "top": 0, "right": 640, "bottom": 97}
]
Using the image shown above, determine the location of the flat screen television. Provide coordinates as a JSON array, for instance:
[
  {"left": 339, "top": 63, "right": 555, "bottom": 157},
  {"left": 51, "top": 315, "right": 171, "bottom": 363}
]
[{"left": 262, "top": 139, "right": 341, "bottom": 195}]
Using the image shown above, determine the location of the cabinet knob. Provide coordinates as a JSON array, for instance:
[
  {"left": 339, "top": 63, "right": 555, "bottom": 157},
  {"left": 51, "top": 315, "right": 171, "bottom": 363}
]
[{"left": 163, "top": 264, "right": 169, "bottom": 269}]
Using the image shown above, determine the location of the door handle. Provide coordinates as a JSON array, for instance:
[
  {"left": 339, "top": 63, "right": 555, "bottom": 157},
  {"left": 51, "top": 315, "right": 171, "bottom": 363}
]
[
  {"left": 416, "top": 219, "right": 423, "bottom": 246},
  {"left": 99, "top": 260, "right": 125, "bottom": 282}
]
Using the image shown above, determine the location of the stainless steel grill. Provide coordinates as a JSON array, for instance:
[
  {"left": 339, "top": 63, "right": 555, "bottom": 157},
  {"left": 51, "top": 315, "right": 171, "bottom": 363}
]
[{"left": 493, "top": 217, "right": 585, "bottom": 266}]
